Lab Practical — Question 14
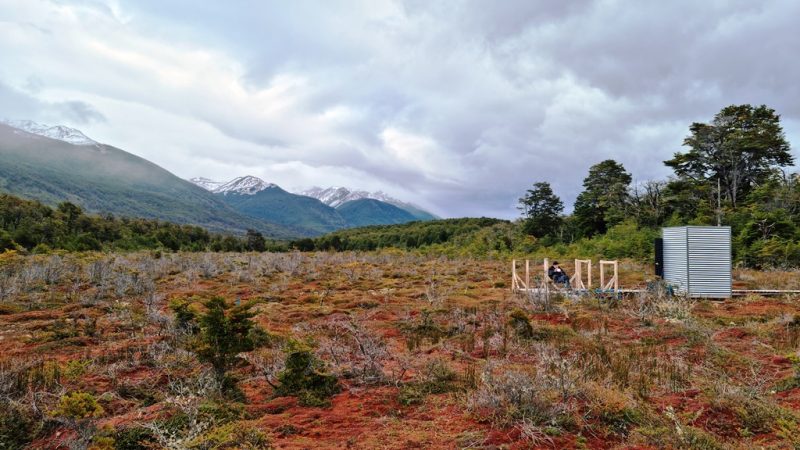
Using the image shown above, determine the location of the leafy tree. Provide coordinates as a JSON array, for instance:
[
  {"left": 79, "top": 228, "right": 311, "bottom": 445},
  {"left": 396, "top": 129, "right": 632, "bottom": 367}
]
[
  {"left": 245, "top": 229, "right": 267, "bottom": 252},
  {"left": 517, "top": 182, "right": 563, "bottom": 238},
  {"left": 192, "top": 297, "right": 268, "bottom": 396},
  {"left": 573, "top": 160, "right": 632, "bottom": 237},
  {"left": 56, "top": 202, "right": 83, "bottom": 233},
  {"left": 665, "top": 104, "right": 792, "bottom": 209}
]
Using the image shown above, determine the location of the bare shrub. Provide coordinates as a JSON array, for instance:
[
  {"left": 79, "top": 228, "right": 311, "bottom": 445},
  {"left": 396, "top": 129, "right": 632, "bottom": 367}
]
[
  {"left": 315, "top": 314, "right": 388, "bottom": 385},
  {"left": 244, "top": 345, "right": 286, "bottom": 389},
  {"left": 467, "top": 362, "right": 563, "bottom": 427},
  {"left": 144, "top": 371, "right": 219, "bottom": 449},
  {"left": 424, "top": 269, "right": 452, "bottom": 306}
]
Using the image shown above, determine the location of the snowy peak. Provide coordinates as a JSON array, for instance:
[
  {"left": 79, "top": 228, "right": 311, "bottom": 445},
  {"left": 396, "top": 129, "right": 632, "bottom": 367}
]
[
  {"left": 189, "top": 177, "right": 224, "bottom": 191},
  {"left": 300, "top": 186, "right": 401, "bottom": 208},
  {"left": 216, "top": 176, "right": 277, "bottom": 195},
  {"left": 190, "top": 175, "right": 277, "bottom": 195},
  {"left": 1, "top": 119, "right": 98, "bottom": 146}
]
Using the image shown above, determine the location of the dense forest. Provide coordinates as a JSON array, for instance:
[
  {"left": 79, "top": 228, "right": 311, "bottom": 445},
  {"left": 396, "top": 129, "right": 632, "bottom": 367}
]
[{"left": 0, "top": 194, "right": 282, "bottom": 253}]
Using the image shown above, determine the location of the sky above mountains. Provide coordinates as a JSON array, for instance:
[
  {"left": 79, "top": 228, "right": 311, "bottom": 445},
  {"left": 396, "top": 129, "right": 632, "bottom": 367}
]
[{"left": 1, "top": 0, "right": 799, "bottom": 219}]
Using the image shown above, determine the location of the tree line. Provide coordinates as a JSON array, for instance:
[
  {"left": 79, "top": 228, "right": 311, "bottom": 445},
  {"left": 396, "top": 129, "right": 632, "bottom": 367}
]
[
  {"left": 0, "top": 194, "right": 281, "bottom": 253},
  {"left": 518, "top": 104, "right": 798, "bottom": 267}
]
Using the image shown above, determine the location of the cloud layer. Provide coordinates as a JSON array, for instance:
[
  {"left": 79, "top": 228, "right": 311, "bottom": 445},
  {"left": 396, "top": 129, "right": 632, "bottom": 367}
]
[{"left": 1, "top": 0, "right": 798, "bottom": 218}]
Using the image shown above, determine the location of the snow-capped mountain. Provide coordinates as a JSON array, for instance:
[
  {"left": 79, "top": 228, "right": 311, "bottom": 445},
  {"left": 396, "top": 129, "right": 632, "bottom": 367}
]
[
  {"left": 191, "top": 177, "right": 438, "bottom": 222},
  {"left": 1, "top": 119, "right": 98, "bottom": 146},
  {"left": 300, "top": 186, "right": 399, "bottom": 208},
  {"left": 189, "top": 177, "right": 224, "bottom": 192},
  {"left": 190, "top": 175, "right": 277, "bottom": 195}
]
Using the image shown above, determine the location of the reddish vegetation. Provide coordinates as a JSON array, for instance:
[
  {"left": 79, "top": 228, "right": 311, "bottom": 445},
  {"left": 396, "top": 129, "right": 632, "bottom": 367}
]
[{"left": 1, "top": 252, "right": 800, "bottom": 449}]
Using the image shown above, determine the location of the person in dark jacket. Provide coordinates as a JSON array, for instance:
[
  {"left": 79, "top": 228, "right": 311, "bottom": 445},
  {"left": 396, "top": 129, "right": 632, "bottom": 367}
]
[{"left": 548, "top": 261, "right": 570, "bottom": 287}]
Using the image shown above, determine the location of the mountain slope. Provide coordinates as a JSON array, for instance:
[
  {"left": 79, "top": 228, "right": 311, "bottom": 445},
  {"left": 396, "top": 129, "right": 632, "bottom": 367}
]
[
  {"left": 336, "top": 198, "right": 418, "bottom": 228},
  {"left": 0, "top": 123, "right": 295, "bottom": 238},
  {"left": 211, "top": 177, "right": 346, "bottom": 236}
]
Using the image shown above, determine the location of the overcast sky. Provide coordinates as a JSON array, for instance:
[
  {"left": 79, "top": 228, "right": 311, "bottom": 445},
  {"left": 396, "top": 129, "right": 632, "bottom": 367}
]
[{"left": 1, "top": 0, "right": 799, "bottom": 218}]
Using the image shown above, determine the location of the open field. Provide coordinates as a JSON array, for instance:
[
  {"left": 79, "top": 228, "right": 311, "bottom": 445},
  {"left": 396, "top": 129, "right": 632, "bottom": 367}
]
[{"left": 1, "top": 251, "right": 800, "bottom": 449}]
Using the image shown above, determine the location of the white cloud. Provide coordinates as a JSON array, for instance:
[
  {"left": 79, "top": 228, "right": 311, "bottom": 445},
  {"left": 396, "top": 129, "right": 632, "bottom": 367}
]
[{"left": 0, "top": 0, "right": 799, "bottom": 218}]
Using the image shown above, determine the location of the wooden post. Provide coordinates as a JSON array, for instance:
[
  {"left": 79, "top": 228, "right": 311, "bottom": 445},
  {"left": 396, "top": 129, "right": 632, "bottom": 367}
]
[
  {"left": 600, "top": 261, "right": 605, "bottom": 290},
  {"left": 588, "top": 260, "right": 592, "bottom": 288},
  {"left": 512, "top": 259, "right": 516, "bottom": 291},
  {"left": 599, "top": 260, "right": 619, "bottom": 292},
  {"left": 571, "top": 259, "right": 592, "bottom": 290},
  {"left": 525, "top": 260, "right": 530, "bottom": 292},
  {"left": 543, "top": 258, "right": 549, "bottom": 280}
]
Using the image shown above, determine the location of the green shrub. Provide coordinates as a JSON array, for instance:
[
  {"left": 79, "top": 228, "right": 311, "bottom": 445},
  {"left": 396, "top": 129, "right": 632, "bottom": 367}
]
[
  {"left": 508, "top": 309, "right": 533, "bottom": 339},
  {"left": 183, "top": 297, "right": 269, "bottom": 397},
  {"left": 188, "top": 422, "right": 269, "bottom": 449},
  {"left": 114, "top": 426, "right": 157, "bottom": 450},
  {"left": 169, "top": 298, "right": 198, "bottom": 333},
  {"left": 403, "top": 310, "right": 446, "bottom": 350},
  {"left": 197, "top": 400, "right": 245, "bottom": 424},
  {"left": 52, "top": 391, "right": 104, "bottom": 420},
  {"left": 275, "top": 350, "right": 339, "bottom": 407},
  {"left": 397, "top": 384, "right": 426, "bottom": 406},
  {"left": 397, "top": 359, "right": 460, "bottom": 406},
  {"left": 0, "top": 402, "right": 39, "bottom": 449},
  {"left": 420, "top": 359, "right": 458, "bottom": 394}
]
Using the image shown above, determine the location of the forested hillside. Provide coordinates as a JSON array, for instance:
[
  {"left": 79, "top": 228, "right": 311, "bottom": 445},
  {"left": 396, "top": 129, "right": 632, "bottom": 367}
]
[{"left": 0, "top": 194, "right": 281, "bottom": 253}]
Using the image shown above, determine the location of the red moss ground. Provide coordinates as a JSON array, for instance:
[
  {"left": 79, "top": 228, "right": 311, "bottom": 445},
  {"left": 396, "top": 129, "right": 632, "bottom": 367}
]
[{"left": 1, "top": 252, "right": 800, "bottom": 449}]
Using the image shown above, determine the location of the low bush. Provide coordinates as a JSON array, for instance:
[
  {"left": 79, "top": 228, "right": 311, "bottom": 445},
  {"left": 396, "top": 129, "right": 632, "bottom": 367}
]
[
  {"left": 52, "top": 391, "right": 104, "bottom": 420},
  {"left": 0, "top": 402, "right": 40, "bottom": 449},
  {"left": 114, "top": 426, "right": 157, "bottom": 450},
  {"left": 275, "top": 350, "right": 339, "bottom": 407},
  {"left": 187, "top": 422, "right": 270, "bottom": 449}
]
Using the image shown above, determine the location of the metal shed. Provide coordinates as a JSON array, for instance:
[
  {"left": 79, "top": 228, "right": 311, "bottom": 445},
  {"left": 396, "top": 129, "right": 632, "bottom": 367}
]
[{"left": 661, "top": 226, "right": 731, "bottom": 298}]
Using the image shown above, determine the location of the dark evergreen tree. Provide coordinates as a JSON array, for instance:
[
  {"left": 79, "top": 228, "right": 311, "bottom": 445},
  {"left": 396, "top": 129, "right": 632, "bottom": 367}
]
[
  {"left": 665, "top": 104, "right": 792, "bottom": 210},
  {"left": 517, "top": 182, "right": 564, "bottom": 238},
  {"left": 573, "top": 160, "right": 632, "bottom": 237},
  {"left": 193, "top": 297, "right": 267, "bottom": 396}
]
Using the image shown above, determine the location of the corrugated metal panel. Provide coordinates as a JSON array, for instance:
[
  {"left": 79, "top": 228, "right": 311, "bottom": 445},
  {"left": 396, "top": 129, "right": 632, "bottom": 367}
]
[
  {"left": 687, "top": 226, "right": 731, "bottom": 298},
  {"left": 662, "top": 227, "right": 688, "bottom": 294}
]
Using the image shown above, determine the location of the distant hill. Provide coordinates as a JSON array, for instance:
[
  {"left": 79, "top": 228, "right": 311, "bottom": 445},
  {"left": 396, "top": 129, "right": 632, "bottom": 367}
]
[
  {"left": 209, "top": 176, "right": 346, "bottom": 235},
  {"left": 300, "top": 186, "right": 438, "bottom": 220},
  {"left": 192, "top": 176, "right": 435, "bottom": 236},
  {"left": 0, "top": 122, "right": 296, "bottom": 238},
  {"left": 336, "top": 198, "right": 417, "bottom": 227}
]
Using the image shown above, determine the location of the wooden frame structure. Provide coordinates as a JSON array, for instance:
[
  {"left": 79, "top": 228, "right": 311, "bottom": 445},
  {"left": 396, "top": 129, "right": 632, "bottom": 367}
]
[
  {"left": 512, "top": 258, "right": 624, "bottom": 295},
  {"left": 570, "top": 259, "right": 591, "bottom": 290},
  {"left": 599, "top": 260, "right": 619, "bottom": 292}
]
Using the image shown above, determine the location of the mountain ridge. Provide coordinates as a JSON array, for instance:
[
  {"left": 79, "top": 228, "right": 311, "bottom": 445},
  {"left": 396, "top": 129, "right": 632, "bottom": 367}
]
[{"left": 0, "top": 122, "right": 297, "bottom": 238}]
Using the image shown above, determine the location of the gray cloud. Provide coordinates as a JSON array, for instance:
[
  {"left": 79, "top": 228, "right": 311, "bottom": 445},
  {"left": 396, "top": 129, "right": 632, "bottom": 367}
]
[
  {"left": 0, "top": 81, "right": 105, "bottom": 127},
  {"left": 0, "top": 0, "right": 798, "bottom": 218},
  {"left": 55, "top": 101, "right": 106, "bottom": 124}
]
